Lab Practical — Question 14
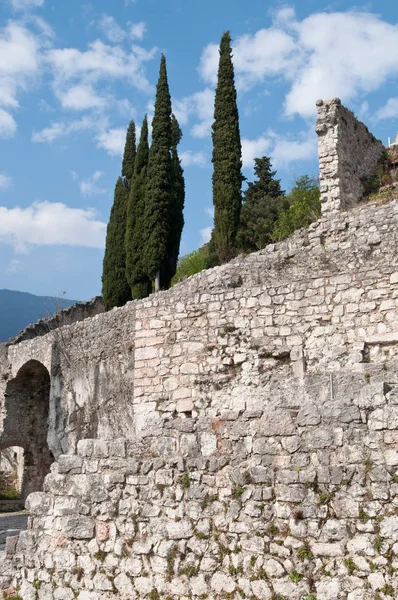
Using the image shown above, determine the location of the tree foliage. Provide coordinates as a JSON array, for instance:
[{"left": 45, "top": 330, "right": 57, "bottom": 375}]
[
  {"left": 211, "top": 31, "right": 243, "bottom": 263},
  {"left": 272, "top": 175, "right": 321, "bottom": 241},
  {"left": 143, "top": 55, "right": 173, "bottom": 283},
  {"left": 122, "top": 120, "right": 136, "bottom": 183},
  {"left": 237, "top": 156, "right": 287, "bottom": 252},
  {"left": 125, "top": 115, "right": 151, "bottom": 299},
  {"left": 102, "top": 177, "right": 132, "bottom": 310},
  {"left": 161, "top": 114, "right": 185, "bottom": 288},
  {"left": 172, "top": 245, "right": 209, "bottom": 285}
]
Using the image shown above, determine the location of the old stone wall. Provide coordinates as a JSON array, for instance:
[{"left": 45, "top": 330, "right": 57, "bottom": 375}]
[
  {"left": 3, "top": 400, "right": 398, "bottom": 600},
  {"left": 2, "top": 198, "right": 398, "bottom": 465},
  {"left": 1, "top": 197, "right": 398, "bottom": 598},
  {"left": 316, "top": 98, "right": 385, "bottom": 214}
]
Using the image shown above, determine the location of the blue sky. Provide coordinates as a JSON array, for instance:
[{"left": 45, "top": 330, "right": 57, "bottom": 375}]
[{"left": 0, "top": 0, "right": 398, "bottom": 300}]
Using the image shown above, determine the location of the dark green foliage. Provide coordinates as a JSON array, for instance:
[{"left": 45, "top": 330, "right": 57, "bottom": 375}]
[
  {"left": 172, "top": 244, "right": 209, "bottom": 284},
  {"left": 122, "top": 120, "right": 136, "bottom": 183},
  {"left": 237, "top": 156, "right": 287, "bottom": 251},
  {"left": 160, "top": 114, "right": 185, "bottom": 288},
  {"left": 143, "top": 55, "right": 173, "bottom": 281},
  {"left": 211, "top": 31, "right": 243, "bottom": 264},
  {"left": 272, "top": 175, "right": 321, "bottom": 241},
  {"left": 125, "top": 115, "right": 151, "bottom": 299},
  {"left": 102, "top": 177, "right": 132, "bottom": 310}
]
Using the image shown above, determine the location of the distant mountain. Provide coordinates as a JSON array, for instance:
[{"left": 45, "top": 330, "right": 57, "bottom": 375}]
[{"left": 0, "top": 289, "right": 77, "bottom": 343}]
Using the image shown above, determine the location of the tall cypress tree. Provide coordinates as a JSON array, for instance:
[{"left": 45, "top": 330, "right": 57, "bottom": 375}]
[
  {"left": 102, "top": 178, "right": 132, "bottom": 310},
  {"left": 143, "top": 55, "right": 173, "bottom": 291},
  {"left": 102, "top": 121, "right": 136, "bottom": 310},
  {"left": 160, "top": 114, "right": 185, "bottom": 288},
  {"left": 125, "top": 116, "right": 151, "bottom": 299},
  {"left": 211, "top": 31, "right": 243, "bottom": 263},
  {"left": 122, "top": 120, "right": 136, "bottom": 183}
]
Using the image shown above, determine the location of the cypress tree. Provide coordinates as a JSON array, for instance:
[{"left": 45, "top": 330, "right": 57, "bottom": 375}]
[
  {"left": 160, "top": 114, "right": 185, "bottom": 288},
  {"left": 122, "top": 120, "right": 136, "bottom": 184},
  {"left": 211, "top": 31, "right": 243, "bottom": 263},
  {"left": 102, "top": 121, "right": 136, "bottom": 310},
  {"left": 125, "top": 115, "right": 151, "bottom": 299},
  {"left": 143, "top": 55, "right": 173, "bottom": 291},
  {"left": 102, "top": 178, "right": 132, "bottom": 310}
]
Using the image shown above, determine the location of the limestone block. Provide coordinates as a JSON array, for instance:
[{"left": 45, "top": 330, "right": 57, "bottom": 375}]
[{"left": 210, "top": 572, "right": 236, "bottom": 594}]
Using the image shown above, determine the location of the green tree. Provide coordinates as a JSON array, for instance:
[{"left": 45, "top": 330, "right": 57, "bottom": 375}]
[
  {"left": 125, "top": 115, "right": 151, "bottom": 299},
  {"left": 160, "top": 114, "right": 185, "bottom": 288},
  {"left": 172, "top": 244, "right": 209, "bottom": 285},
  {"left": 272, "top": 175, "right": 321, "bottom": 241},
  {"left": 237, "top": 156, "right": 287, "bottom": 252},
  {"left": 211, "top": 30, "right": 243, "bottom": 263},
  {"left": 122, "top": 120, "right": 136, "bottom": 183},
  {"left": 143, "top": 55, "right": 174, "bottom": 290},
  {"left": 102, "top": 121, "right": 137, "bottom": 310},
  {"left": 102, "top": 178, "right": 132, "bottom": 310}
]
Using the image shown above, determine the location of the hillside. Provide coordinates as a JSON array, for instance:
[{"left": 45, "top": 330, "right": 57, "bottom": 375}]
[{"left": 0, "top": 289, "right": 76, "bottom": 343}]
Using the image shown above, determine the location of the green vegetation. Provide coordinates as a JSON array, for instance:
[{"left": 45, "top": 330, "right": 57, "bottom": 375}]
[
  {"left": 272, "top": 175, "right": 321, "bottom": 241},
  {"left": 211, "top": 31, "right": 243, "bottom": 263},
  {"left": 237, "top": 156, "right": 287, "bottom": 252},
  {"left": 125, "top": 115, "right": 152, "bottom": 299},
  {"left": 289, "top": 569, "right": 302, "bottom": 583},
  {"left": 122, "top": 120, "right": 137, "bottom": 183},
  {"left": 180, "top": 473, "right": 191, "bottom": 488},
  {"left": 172, "top": 244, "right": 209, "bottom": 284},
  {"left": 143, "top": 55, "right": 184, "bottom": 291},
  {"left": 102, "top": 177, "right": 133, "bottom": 310}
]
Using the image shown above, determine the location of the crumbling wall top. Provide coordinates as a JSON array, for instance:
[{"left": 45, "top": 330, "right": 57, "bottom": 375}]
[{"left": 316, "top": 97, "right": 384, "bottom": 215}]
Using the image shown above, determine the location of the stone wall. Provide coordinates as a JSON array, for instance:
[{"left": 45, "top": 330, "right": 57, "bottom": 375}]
[
  {"left": 4, "top": 402, "right": 398, "bottom": 600},
  {"left": 2, "top": 198, "right": 398, "bottom": 467},
  {"left": 1, "top": 197, "right": 398, "bottom": 598},
  {"left": 316, "top": 98, "right": 385, "bottom": 214}
]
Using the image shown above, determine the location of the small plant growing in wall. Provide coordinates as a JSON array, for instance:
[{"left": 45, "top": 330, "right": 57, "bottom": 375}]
[
  {"left": 289, "top": 569, "right": 302, "bottom": 583},
  {"left": 343, "top": 558, "right": 357, "bottom": 575},
  {"left": 232, "top": 485, "right": 245, "bottom": 499},
  {"left": 93, "top": 550, "right": 107, "bottom": 561},
  {"left": 180, "top": 474, "right": 191, "bottom": 488},
  {"left": 297, "top": 544, "right": 313, "bottom": 560}
]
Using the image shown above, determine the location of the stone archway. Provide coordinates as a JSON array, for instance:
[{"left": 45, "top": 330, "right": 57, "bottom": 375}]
[{"left": 0, "top": 360, "right": 54, "bottom": 500}]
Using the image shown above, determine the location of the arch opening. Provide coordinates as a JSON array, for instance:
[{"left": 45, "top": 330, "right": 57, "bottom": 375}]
[{"left": 0, "top": 360, "right": 54, "bottom": 500}]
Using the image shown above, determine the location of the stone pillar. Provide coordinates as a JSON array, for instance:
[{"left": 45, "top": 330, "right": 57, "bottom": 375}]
[{"left": 316, "top": 98, "right": 385, "bottom": 215}]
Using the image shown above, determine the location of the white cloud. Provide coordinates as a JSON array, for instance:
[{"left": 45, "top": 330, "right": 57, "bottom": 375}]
[
  {"left": 79, "top": 171, "right": 107, "bottom": 196},
  {"left": 59, "top": 84, "right": 106, "bottom": 111},
  {"left": 180, "top": 150, "right": 207, "bottom": 168},
  {"left": 200, "top": 226, "right": 212, "bottom": 244},
  {"left": 9, "top": 0, "right": 44, "bottom": 10},
  {"left": 95, "top": 127, "right": 126, "bottom": 156},
  {"left": 0, "top": 109, "right": 17, "bottom": 138},
  {"left": 32, "top": 121, "right": 65, "bottom": 143},
  {"left": 376, "top": 97, "right": 398, "bottom": 121},
  {"left": 70, "top": 170, "right": 78, "bottom": 181},
  {"left": 6, "top": 259, "right": 21, "bottom": 272},
  {"left": 98, "top": 15, "right": 126, "bottom": 44},
  {"left": 0, "top": 173, "right": 12, "bottom": 190},
  {"left": 242, "top": 136, "right": 271, "bottom": 168},
  {"left": 48, "top": 39, "right": 156, "bottom": 96},
  {"left": 32, "top": 115, "right": 105, "bottom": 143},
  {"left": 0, "top": 21, "right": 45, "bottom": 136},
  {"left": 130, "top": 22, "right": 147, "bottom": 41},
  {"left": 198, "top": 10, "right": 398, "bottom": 119},
  {"left": 0, "top": 201, "right": 106, "bottom": 252},
  {"left": 269, "top": 129, "right": 317, "bottom": 168},
  {"left": 173, "top": 88, "right": 214, "bottom": 139},
  {"left": 205, "top": 207, "right": 214, "bottom": 218},
  {"left": 241, "top": 129, "right": 317, "bottom": 171}
]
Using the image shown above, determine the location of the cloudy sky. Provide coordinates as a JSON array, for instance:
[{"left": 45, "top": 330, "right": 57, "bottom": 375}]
[{"left": 0, "top": 0, "right": 398, "bottom": 300}]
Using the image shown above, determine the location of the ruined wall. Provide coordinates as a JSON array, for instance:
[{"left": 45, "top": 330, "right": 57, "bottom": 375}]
[
  {"left": 2, "top": 198, "right": 398, "bottom": 464},
  {"left": 2, "top": 197, "right": 398, "bottom": 598},
  {"left": 316, "top": 98, "right": 385, "bottom": 214}
]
